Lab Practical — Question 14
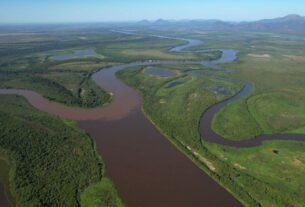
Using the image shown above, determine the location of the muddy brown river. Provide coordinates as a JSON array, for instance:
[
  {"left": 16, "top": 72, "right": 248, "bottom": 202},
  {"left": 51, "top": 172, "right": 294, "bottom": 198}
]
[{"left": 2, "top": 31, "right": 304, "bottom": 206}]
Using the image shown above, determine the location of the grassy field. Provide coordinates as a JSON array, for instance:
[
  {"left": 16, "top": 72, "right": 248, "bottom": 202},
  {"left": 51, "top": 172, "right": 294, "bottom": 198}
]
[
  {"left": 207, "top": 140, "right": 305, "bottom": 207},
  {"left": 0, "top": 95, "right": 123, "bottom": 206},
  {"left": 212, "top": 97, "right": 264, "bottom": 140},
  {"left": 212, "top": 32, "right": 305, "bottom": 140}
]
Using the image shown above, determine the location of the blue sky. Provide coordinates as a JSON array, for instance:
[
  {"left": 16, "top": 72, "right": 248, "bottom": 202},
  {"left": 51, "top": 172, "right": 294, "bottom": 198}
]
[{"left": 1, "top": 0, "right": 305, "bottom": 23}]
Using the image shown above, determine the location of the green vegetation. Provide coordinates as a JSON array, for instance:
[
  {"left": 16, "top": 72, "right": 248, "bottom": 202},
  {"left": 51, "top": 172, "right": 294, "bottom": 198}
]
[
  {"left": 118, "top": 58, "right": 305, "bottom": 206},
  {"left": 207, "top": 140, "right": 305, "bottom": 207},
  {"left": 1, "top": 26, "right": 305, "bottom": 206},
  {"left": 213, "top": 92, "right": 305, "bottom": 140},
  {"left": 49, "top": 61, "right": 116, "bottom": 72},
  {"left": 94, "top": 36, "right": 218, "bottom": 62},
  {"left": 0, "top": 29, "right": 217, "bottom": 108},
  {"left": 81, "top": 178, "right": 125, "bottom": 207},
  {"left": 0, "top": 57, "right": 113, "bottom": 108},
  {"left": 118, "top": 65, "right": 241, "bottom": 148},
  {"left": 211, "top": 32, "right": 305, "bottom": 140},
  {"left": 2, "top": 73, "right": 112, "bottom": 108},
  {"left": 0, "top": 95, "right": 122, "bottom": 206},
  {"left": 212, "top": 97, "right": 263, "bottom": 140}
]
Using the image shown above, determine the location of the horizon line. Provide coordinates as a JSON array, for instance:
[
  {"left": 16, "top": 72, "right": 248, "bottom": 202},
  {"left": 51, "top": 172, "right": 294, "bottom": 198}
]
[{"left": 0, "top": 13, "right": 303, "bottom": 25}]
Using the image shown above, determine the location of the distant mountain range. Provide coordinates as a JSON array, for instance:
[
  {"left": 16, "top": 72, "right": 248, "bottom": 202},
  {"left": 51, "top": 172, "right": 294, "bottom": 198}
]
[
  {"left": 1, "top": 14, "right": 304, "bottom": 35},
  {"left": 135, "top": 14, "right": 305, "bottom": 34},
  {"left": 236, "top": 14, "right": 305, "bottom": 34}
]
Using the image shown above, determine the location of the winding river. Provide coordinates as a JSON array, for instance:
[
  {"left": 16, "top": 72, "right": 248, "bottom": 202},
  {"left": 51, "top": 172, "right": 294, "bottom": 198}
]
[{"left": 1, "top": 31, "right": 305, "bottom": 206}]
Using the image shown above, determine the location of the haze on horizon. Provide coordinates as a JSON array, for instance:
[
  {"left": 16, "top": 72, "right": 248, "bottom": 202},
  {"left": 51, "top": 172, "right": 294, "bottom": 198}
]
[{"left": 1, "top": 0, "right": 305, "bottom": 23}]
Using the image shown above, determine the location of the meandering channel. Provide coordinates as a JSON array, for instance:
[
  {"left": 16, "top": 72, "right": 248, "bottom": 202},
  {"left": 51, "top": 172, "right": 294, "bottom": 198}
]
[{"left": 1, "top": 30, "right": 305, "bottom": 206}]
